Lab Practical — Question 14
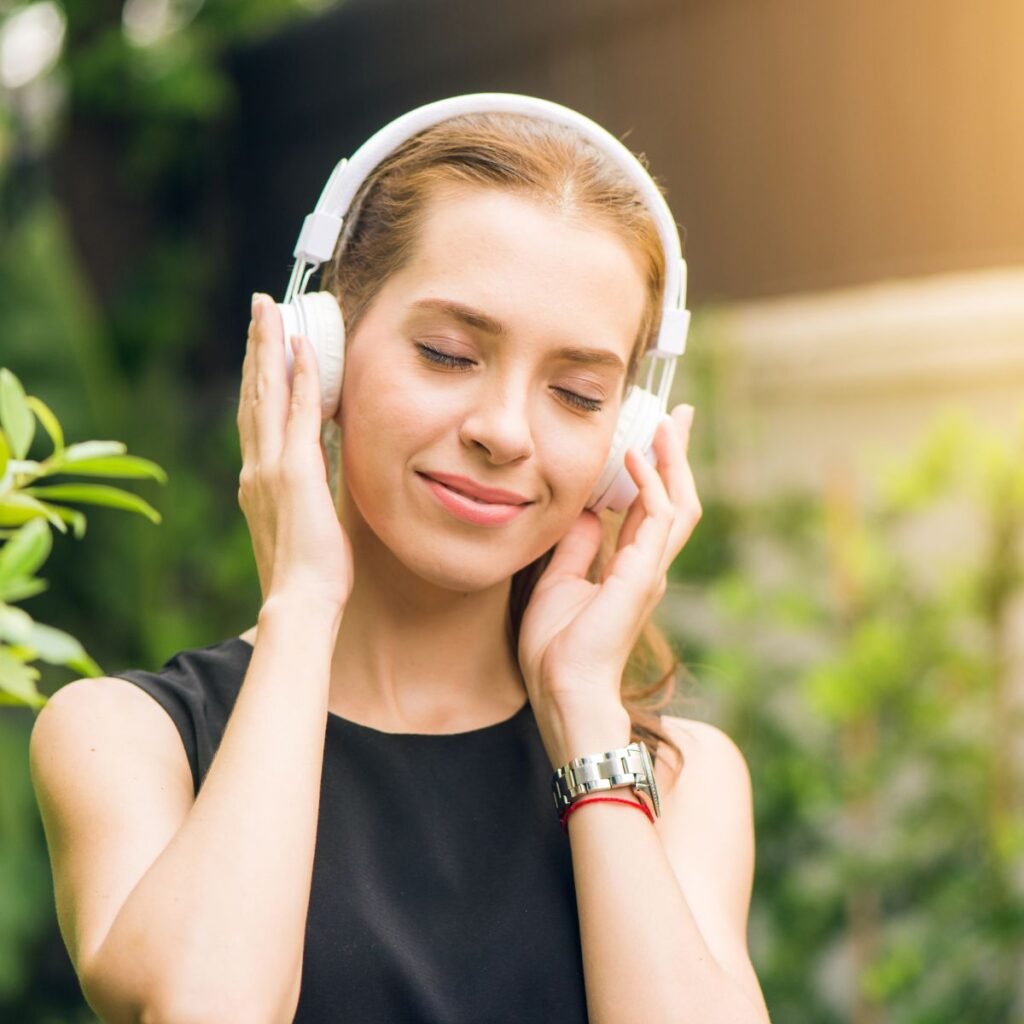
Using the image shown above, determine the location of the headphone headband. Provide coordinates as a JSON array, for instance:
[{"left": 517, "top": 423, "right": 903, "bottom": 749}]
[{"left": 288, "top": 92, "right": 689, "bottom": 357}]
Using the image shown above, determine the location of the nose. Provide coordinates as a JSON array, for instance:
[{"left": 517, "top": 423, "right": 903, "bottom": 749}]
[{"left": 458, "top": 375, "right": 535, "bottom": 465}]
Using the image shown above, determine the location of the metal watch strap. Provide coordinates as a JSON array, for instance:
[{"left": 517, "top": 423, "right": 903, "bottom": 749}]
[{"left": 551, "top": 741, "right": 660, "bottom": 819}]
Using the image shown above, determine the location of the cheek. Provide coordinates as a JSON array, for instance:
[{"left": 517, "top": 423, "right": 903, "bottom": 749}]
[
  {"left": 339, "top": 353, "right": 443, "bottom": 461},
  {"left": 338, "top": 358, "right": 407, "bottom": 514},
  {"left": 538, "top": 424, "right": 613, "bottom": 512}
]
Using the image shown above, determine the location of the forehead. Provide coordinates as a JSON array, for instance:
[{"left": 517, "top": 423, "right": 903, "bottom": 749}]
[{"left": 396, "top": 186, "right": 648, "bottom": 362}]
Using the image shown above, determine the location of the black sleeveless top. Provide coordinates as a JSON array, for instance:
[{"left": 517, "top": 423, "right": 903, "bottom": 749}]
[{"left": 111, "top": 636, "right": 591, "bottom": 1023}]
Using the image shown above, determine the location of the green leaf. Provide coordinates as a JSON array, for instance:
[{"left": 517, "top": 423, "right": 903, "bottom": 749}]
[
  {"left": 0, "top": 605, "right": 102, "bottom": 676},
  {"left": 0, "top": 646, "right": 45, "bottom": 708},
  {"left": 0, "top": 576, "right": 49, "bottom": 603},
  {"left": 0, "top": 493, "right": 68, "bottom": 532},
  {"left": 33, "top": 501, "right": 87, "bottom": 539},
  {"left": 0, "top": 369, "right": 36, "bottom": 459},
  {"left": 25, "top": 395, "right": 64, "bottom": 454},
  {"left": 0, "top": 429, "right": 9, "bottom": 481},
  {"left": 0, "top": 604, "right": 38, "bottom": 642},
  {"left": 59, "top": 440, "right": 128, "bottom": 462},
  {"left": 53, "top": 454, "right": 168, "bottom": 484},
  {"left": 20, "top": 484, "right": 162, "bottom": 524},
  {"left": 0, "top": 518, "right": 51, "bottom": 584},
  {"left": 6, "top": 460, "right": 44, "bottom": 477}
]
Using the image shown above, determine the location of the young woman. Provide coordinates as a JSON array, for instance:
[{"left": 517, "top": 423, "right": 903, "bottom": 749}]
[{"left": 30, "top": 97, "right": 771, "bottom": 1023}]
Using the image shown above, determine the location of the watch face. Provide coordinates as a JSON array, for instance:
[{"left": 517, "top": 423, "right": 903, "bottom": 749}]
[{"left": 640, "top": 741, "right": 661, "bottom": 818}]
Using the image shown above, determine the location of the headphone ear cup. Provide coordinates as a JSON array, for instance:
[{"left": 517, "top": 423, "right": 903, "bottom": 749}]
[
  {"left": 277, "top": 292, "right": 346, "bottom": 422},
  {"left": 586, "top": 385, "right": 664, "bottom": 513}
]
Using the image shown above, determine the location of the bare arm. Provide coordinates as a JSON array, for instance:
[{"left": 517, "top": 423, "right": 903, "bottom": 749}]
[
  {"left": 30, "top": 295, "right": 352, "bottom": 1023},
  {"left": 31, "top": 594, "right": 340, "bottom": 1024},
  {"left": 95, "top": 594, "right": 338, "bottom": 1023},
  {"left": 564, "top": 715, "right": 771, "bottom": 1024}
]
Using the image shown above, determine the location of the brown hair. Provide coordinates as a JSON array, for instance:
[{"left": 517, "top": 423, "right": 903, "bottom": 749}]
[{"left": 320, "top": 110, "right": 685, "bottom": 779}]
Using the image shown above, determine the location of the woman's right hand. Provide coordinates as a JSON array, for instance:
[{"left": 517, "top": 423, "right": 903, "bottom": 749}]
[{"left": 236, "top": 292, "right": 354, "bottom": 613}]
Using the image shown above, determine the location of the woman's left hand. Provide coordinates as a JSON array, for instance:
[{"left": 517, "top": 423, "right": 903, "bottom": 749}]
[{"left": 518, "top": 403, "right": 702, "bottom": 764}]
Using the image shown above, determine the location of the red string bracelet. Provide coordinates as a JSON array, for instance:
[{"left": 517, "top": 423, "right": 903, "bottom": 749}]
[{"left": 560, "top": 793, "right": 655, "bottom": 832}]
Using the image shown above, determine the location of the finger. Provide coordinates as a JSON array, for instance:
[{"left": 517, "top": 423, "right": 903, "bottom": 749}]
[
  {"left": 618, "top": 431, "right": 674, "bottom": 550},
  {"left": 537, "top": 510, "right": 603, "bottom": 587},
  {"left": 605, "top": 486, "right": 647, "bottom": 574},
  {"left": 653, "top": 406, "right": 695, "bottom": 505},
  {"left": 602, "top": 446, "right": 674, "bottom": 589},
  {"left": 652, "top": 406, "right": 702, "bottom": 558},
  {"left": 282, "top": 334, "right": 325, "bottom": 460},
  {"left": 238, "top": 312, "right": 258, "bottom": 467},
  {"left": 251, "top": 293, "right": 289, "bottom": 464}
]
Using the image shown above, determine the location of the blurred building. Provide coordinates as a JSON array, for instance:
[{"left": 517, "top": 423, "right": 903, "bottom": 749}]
[{"left": 226, "top": 0, "right": 1024, "bottom": 498}]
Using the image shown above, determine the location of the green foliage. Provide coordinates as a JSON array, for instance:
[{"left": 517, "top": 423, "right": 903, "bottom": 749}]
[
  {"left": 675, "top": 412, "right": 1024, "bottom": 1021},
  {"left": 0, "top": 368, "right": 167, "bottom": 708},
  {"left": 0, "top": 714, "right": 55, "bottom": 1007},
  {"left": 0, "top": 3, "right": 331, "bottom": 1016}
]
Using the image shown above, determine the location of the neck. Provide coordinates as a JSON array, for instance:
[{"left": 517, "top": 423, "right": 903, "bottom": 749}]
[{"left": 327, "top": 504, "right": 528, "bottom": 734}]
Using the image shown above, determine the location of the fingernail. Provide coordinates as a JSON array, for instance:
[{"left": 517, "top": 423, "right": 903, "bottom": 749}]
[{"left": 251, "top": 293, "right": 262, "bottom": 322}]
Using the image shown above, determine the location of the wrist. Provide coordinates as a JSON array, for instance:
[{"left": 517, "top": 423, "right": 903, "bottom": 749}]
[
  {"left": 259, "top": 589, "right": 345, "bottom": 635},
  {"left": 560, "top": 791, "right": 654, "bottom": 832},
  {"left": 550, "top": 731, "right": 661, "bottom": 827},
  {"left": 539, "top": 698, "right": 632, "bottom": 769}
]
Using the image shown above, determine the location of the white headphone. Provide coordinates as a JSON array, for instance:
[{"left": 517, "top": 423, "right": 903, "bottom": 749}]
[{"left": 274, "top": 92, "right": 690, "bottom": 513}]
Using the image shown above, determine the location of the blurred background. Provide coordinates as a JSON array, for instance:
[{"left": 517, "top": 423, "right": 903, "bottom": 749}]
[{"left": 1, "top": 0, "right": 1022, "bottom": 1020}]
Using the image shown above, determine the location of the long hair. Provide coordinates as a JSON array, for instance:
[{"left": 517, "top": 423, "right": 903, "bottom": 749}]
[{"left": 320, "top": 110, "right": 685, "bottom": 777}]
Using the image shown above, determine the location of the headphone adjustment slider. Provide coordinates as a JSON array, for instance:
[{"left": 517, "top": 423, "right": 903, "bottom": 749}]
[
  {"left": 655, "top": 308, "right": 690, "bottom": 357},
  {"left": 294, "top": 210, "right": 345, "bottom": 264}
]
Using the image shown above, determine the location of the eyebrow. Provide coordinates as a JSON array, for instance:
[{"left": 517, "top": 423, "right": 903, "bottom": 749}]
[{"left": 408, "top": 298, "right": 626, "bottom": 372}]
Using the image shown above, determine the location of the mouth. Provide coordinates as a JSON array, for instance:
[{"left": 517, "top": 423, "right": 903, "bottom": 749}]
[
  {"left": 418, "top": 472, "right": 532, "bottom": 506},
  {"left": 416, "top": 472, "right": 532, "bottom": 527}
]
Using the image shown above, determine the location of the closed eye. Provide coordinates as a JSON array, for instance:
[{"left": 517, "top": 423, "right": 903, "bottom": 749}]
[
  {"left": 416, "top": 343, "right": 604, "bottom": 413},
  {"left": 416, "top": 343, "right": 474, "bottom": 369},
  {"left": 554, "top": 388, "right": 603, "bottom": 412}
]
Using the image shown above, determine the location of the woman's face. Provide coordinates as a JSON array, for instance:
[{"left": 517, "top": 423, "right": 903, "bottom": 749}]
[{"left": 336, "top": 185, "right": 648, "bottom": 592}]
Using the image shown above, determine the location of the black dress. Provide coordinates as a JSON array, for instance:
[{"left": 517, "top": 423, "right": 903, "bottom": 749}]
[{"left": 111, "top": 635, "right": 590, "bottom": 1023}]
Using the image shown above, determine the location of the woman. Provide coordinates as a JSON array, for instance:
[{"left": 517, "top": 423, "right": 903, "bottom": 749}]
[{"left": 30, "top": 97, "right": 771, "bottom": 1023}]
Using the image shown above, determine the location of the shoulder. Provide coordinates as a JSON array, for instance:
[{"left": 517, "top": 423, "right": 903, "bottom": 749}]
[
  {"left": 31, "top": 675, "right": 192, "bottom": 786},
  {"left": 30, "top": 675, "right": 197, "bottom": 826},
  {"left": 655, "top": 714, "right": 754, "bottom": 864},
  {"left": 34, "top": 674, "right": 169, "bottom": 737},
  {"left": 657, "top": 715, "right": 752, "bottom": 798},
  {"left": 31, "top": 674, "right": 197, "bottom": 836}
]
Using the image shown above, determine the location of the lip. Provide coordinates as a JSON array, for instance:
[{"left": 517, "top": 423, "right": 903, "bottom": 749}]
[
  {"left": 417, "top": 472, "right": 532, "bottom": 527},
  {"left": 419, "top": 472, "right": 531, "bottom": 506}
]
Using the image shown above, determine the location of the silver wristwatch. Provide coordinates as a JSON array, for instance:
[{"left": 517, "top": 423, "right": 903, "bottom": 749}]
[{"left": 551, "top": 741, "right": 661, "bottom": 819}]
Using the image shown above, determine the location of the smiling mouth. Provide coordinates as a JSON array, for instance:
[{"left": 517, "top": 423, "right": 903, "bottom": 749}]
[
  {"left": 418, "top": 472, "right": 531, "bottom": 506},
  {"left": 435, "top": 480, "right": 513, "bottom": 505},
  {"left": 416, "top": 473, "right": 532, "bottom": 527},
  {"left": 440, "top": 482, "right": 494, "bottom": 504}
]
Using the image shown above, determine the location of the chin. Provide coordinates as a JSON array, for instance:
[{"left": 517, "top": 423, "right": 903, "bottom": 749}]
[{"left": 386, "top": 530, "right": 548, "bottom": 594}]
